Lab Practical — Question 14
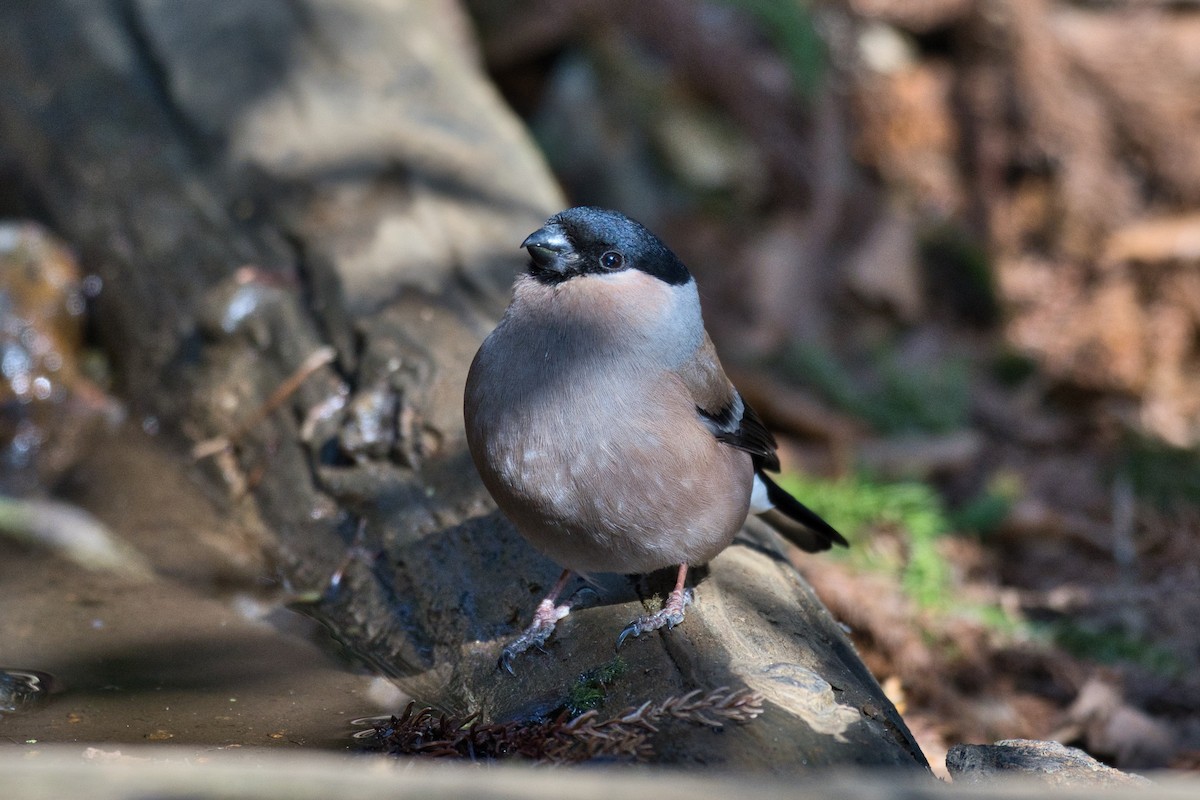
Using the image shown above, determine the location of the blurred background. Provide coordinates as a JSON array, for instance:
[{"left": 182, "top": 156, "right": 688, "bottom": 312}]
[
  {"left": 2, "top": 0, "right": 1199, "bottom": 778},
  {"left": 461, "top": 0, "right": 1200, "bottom": 774}
]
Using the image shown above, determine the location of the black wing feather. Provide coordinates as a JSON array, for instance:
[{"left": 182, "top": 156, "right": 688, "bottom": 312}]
[
  {"left": 697, "top": 394, "right": 780, "bottom": 471},
  {"left": 697, "top": 394, "right": 847, "bottom": 551},
  {"left": 759, "top": 472, "right": 849, "bottom": 550}
]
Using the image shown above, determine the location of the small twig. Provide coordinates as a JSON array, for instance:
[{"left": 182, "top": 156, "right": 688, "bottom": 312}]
[{"left": 193, "top": 345, "right": 337, "bottom": 459}]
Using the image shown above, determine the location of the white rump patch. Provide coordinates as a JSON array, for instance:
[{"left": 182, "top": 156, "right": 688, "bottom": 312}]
[{"left": 749, "top": 474, "right": 773, "bottom": 514}]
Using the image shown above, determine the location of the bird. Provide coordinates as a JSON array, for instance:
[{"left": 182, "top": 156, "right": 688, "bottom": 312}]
[{"left": 464, "top": 206, "right": 847, "bottom": 671}]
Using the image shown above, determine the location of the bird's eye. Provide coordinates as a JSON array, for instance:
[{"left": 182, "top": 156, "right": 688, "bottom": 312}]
[{"left": 600, "top": 251, "right": 624, "bottom": 270}]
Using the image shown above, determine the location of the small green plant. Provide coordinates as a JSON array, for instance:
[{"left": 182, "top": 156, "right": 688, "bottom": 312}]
[
  {"left": 952, "top": 472, "right": 1021, "bottom": 536},
  {"left": 776, "top": 472, "right": 952, "bottom": 608},
  {"left": 565, "top": 657, "right": 628, "bottom": 716}
]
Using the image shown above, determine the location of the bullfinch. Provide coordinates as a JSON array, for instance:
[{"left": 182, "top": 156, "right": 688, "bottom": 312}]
[{"left": 464, "top": 207, "right": 846, "bottom": 671}]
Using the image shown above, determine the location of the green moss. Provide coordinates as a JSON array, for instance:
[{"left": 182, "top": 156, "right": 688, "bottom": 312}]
[
  {"left": 776, "top": 473, "right": 952, "bottom": 608},
  {"left": 965, "top": 602, "right": 1025, "bottom": 635},
  {"left": 565, "top": 657, "right": 628, "bottom": 716},
  {"left": 951, "top": 492, "right": 1011, "bottom": 536},
  {"left": 776, "top": 471, "right": 1186, "bottom": 676},
  {"left": 952, "top": 472, "right": 1021, "bottom": 536}
]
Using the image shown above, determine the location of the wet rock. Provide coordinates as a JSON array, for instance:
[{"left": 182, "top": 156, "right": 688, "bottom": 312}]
[
  {"left": 0, "top": 221, "right": 121, "bottom": 492},
  {"left": 0, "top": 669, "right": 55, "bottom": 715}
]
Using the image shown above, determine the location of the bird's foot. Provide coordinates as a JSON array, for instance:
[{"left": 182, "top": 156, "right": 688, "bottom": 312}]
[
  {"left": 498, "top": 597, "right": 573, "bottom": 674},
  {"left": 616, "top": 587, "right": 694, "bottom": 649}
]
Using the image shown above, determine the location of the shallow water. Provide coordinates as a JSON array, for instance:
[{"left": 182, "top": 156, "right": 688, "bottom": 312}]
[{"left": 0, "top": 424, "right": 403, "bottom": 752}]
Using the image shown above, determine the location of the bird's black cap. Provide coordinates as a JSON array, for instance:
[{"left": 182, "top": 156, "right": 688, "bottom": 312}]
[{"left": 522, "top": 207, "right": 692, "bottom": 286}]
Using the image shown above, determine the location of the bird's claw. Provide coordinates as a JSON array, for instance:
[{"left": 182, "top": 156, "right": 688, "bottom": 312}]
[
  {"left": 615, "top": 621, "right": 644, "bottom": 649},
  {"left": 615, "top": 587, "right": 693, "bottom": 650},
  {"left": 497, "top": 597, "right": 572, "bottom": 674}
]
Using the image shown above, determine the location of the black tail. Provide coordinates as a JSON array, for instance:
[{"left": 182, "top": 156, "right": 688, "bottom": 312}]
[{"left": 757, "top": 472, "right": 849, "bottom": 553}]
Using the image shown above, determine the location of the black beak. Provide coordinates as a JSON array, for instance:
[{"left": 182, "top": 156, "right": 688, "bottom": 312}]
[{"left": 521, "top": 225, "right": 571, "bottom": 273}]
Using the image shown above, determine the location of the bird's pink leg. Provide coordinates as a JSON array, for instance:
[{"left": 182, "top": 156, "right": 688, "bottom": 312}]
[
  {"left": 499, "top": 569, "right": 575, "bottom": 673},
  {"left": 617, "top": 563, "right": 693, "bottom": 648}
]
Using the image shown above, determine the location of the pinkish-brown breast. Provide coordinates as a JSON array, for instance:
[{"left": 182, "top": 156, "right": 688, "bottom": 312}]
[{"left": 464, "top": 271, "right": 752, "bottom": 574}]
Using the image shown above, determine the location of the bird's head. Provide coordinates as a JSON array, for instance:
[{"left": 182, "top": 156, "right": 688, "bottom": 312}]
[{"left": 521, "top": 207, "right": 692, "bottom": 287}]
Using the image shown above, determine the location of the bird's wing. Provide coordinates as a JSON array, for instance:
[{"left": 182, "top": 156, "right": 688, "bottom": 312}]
[
  {"left": 674, "top": 334, "right": 848, "bottom": 551},
  {"left": 675, "top": 333, "right": 781, "bottom": 471}
]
